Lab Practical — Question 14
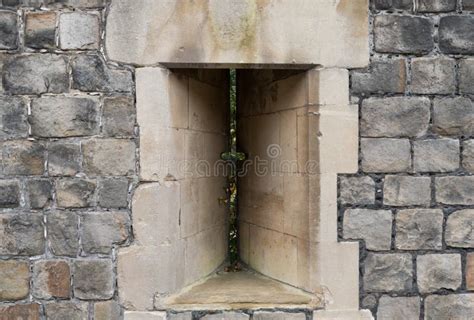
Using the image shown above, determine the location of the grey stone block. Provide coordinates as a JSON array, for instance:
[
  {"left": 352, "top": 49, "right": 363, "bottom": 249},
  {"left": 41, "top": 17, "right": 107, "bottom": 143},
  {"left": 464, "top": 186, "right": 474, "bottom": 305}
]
[
  {"left": 462, "top": 140, "right": 474, "bottom": 173},
  {"left": 0, "top": 180, "right": 19, "bottom": 208},
  {"left": 364, "top": 253, "right": 413, "bottom": 292},
  {"left": 59, "top": 12, "right": 100, "bottom": 50},
  {"left": 25, "top": 11, "right": 56, "bottom": 49},
  {"left": 373, "top": 0, "right": 413, "bottom": 10},
  {"left": 440, "top": 16, "right": 474, "bottom": 54},
  {"left": 30, "top": 96, "right": 99, "bottom": 138},
  {"left": 27, "top": 179, "right": 52, "bottom": 209},
  {"left": 436, "top": 176, "right": 474, "bottom": 205},
  {"left": 413, "top": 139, "right": 460, "bottom": 173},
  {"left": 81, "top": 211, "right": 130, "bottom": 254},
  {"left": 374, "top": 15, "right": 434, "bottom": 54},
  {"left": 45, "top": 301, "right": 88, "bottom": 320},
  {"left": 2, "top": 140, "right": 46, "bottom": 176},
  {"left": 361, "top": 138, "right": 411, "bottom": 173},
  {"left": 445, "top": 209, "right": 474, "bottom": 247},
  {"left": 396, "top": 209, "right": 443, "bottom": 250},
  {"left": 103, "top": 96, "right": 136, "bottom": 137},
  {"left": 253, "top": 312, "right": 306, "bottom": 320},
  {"left": 459, "top": 58, "right": 474, "bottom": 94},
  {"left": 417, "top": 254, "right": 462, "bottom": 293},
  {"left": 98, "top": 178, "right": 129, "bottom": 208},
  {"left": 3, "top": 54, "right": 68, "bottom": 95},
  {"left": 47, "top": 141, "right": 81, "bottom": 176},
  {"left": 82, "top": 139, "right": 136, "bottom": 176},
  {"left": 72, "top": 54, "right": 133, "bottom": 93},
  {"left": 0, "top": 10, "right": 18, "bottom": 49},
  {"left": 73, "top": 259, "right": 114, "bottom": 300},
  {"left": 352, "top": 58, "right": 406, "bottom": 94},
  {"left": 201, "top": 313, "right": 249, "bottom": 320},
  {"left": 339, "top": 176, "right": 375, "bottom": 205},
  {"left": 433, "top": 97, "right": 474, "bottom": 136},
  {"left": 47, "top": 211, "right": 78, "bottom": 257},
  {"left": 377, "top": 296, "right": 420, "bottom": 320},
  {"left": 424, "top": 294, "right": 474, "bottom": 320},
  {"left": 56, "top": 178, "right": 96, "bottom": 208},
  {"left": 417, "top": 0, "right": 456, "bottom": 12},
  {"left": 0, "top": 96, "right": 28, "bottom": 140},
  {"left": 384, "top": 175, "right": 431, "bottom": 206},
  {"left": 410, "top": 57, "right": 456, "bottom": 94},
  {"left": 0, "top": 213, "right": 44, "bottom": 255},
  {"left": 343, "top": 209, "right": 393, "bottom": 251},
  {"left": 361, "top": 97, "right": 430, "bottom": 138}
]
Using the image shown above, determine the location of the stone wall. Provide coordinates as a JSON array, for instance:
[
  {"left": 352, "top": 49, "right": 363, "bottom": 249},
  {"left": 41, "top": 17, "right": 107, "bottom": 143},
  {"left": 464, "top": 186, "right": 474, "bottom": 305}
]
[
  {"left": 342, "top": 0, "right": 474, "bottom": 318},
  {"left": 0, "top": 0, "right": 473, "bottom": 319}
]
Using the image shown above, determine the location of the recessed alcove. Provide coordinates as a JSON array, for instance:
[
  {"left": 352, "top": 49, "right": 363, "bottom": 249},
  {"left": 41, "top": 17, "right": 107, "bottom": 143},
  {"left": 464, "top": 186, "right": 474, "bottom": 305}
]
[{"left": 117, "top": 65, "right": 360, "bottom": 313}]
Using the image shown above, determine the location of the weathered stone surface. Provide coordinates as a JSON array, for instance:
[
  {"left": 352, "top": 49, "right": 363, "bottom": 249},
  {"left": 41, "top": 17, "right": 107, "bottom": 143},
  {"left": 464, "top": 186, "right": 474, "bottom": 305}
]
[
  {"left": 464, "top": 140, "right": 474, "bottom": 173},
  {"left": 459, "top": 58, "right": 474, "bottom": 94},
  {"left": 47, "top": 141, "right": 81, "bottom": 176},
  {"left": 0, "top": 214, "right": 44, "bottom": 255},
  {"left": 45, "top": 302, "right": 88, "bottom": 320},
  {"left": 410, "top": 57, "right": 456, "bottom": 94},
  {"left": 94, "top": 301, "right": 121, "bottom": 320},
  {"left": 384, "top": 175, "right": 431, "bottom": 206},
  {"left": 352, "top": 58, "right": 406, "bottom": 94},
  {"left": 30, "top": 97, "right": 99, "bottom": 138},
  {"left": 103, "top": 96, "right": 136, "bottom": 137},
  {"left": 439, "top": 16, "right": 474, "bottom": 54},
  {"left": 98, "top": 178, "right": 129, "bottom": 208},
  {"left": 339, "top": 176, "right": 375, "bottom": 205},
  {"left": 374, "top": 15, "right": 434, "bottom": 54},
  {"left": 0, "top": 260, "right": 29, "bottom": 300},
  {"left": 106, "top": 0, "right": 369, "bottom": 68},
  {"left": 417, "top": 0, "right": 456, "bottom": 12},
  {"left": 361, "top": 138, "right": 411, "bottom": 173},
  {"left": 73, "top": 259, "right": 114, "bottom": 300},
  {"left": 433, "top": 97, "right": 474, "bottom": 136},
  {"left": 47, "top": 0, "right": 107, "bottom": 8},
  {"left": 465, "top": 0, "right": 474, "bottom": 10},
  {"left": 32, "top": 260, "right": 70, "bottom": 299},
  {"left": 2, "top": 140, "right": 45, "bottom": 175},
  {"left": 425, "top": 294, "right": 474, "bottom": 320},
  {"left": 81, "top": 211, "right": 130, "bottom": 254},
  {"left": 56, "top": 178, "right": 96, "bottom": 208},
  {"left": 0, "top": 304, "right": 40, "bottom": 320},
  {"left": 343, "top": 209, "right": 392, "bottom": 251},
  {"left": 360, "top": 97, "right": 430, "bottom": 138},
  {"left": 59, "top": 12, "right": 100, "bottom": 50},
  {"left": 467, "top": 253, "right": 474, "bottom": 290},
  {"left": 373, "top": 0, "right": 412, "bottom": 10},
  {"left": 72, "top": 54, "right": 133, "bottom": 93},
  {"left": 445, "top": 209, "right": 474, "bottom": 247},
  {"left": 201, "top": 313, "right": 249, "bottom": 320},
  {"left": 0, "top": 180, "right": 19, "bottom": 207},
  {"left": 82, "top": 139, "right": 136, "bottom": 176},
  {"left": 253, "top": 312, "right": 305, "bottom": 320},
  {"left": 0, "top": 10, "right": 18, "bottom": 49},
  {"left": 27, "top": 179, "right": 52, "bottom": 209},
  {"left": 364, "top": 253, "right": 413, "bottom": 292},
  {"left": 46, "top": 211, "right": 78, "bottom": 256},
  {"left": 25, "top": 11, "right": 56, "bottom": 49},
  {"left": 436, "top": 177, "right": 474, "bottom": 205},
  {"left": 377, "top": 296, "right": 420, "bottom": 320},
  {"left": 0, "top": 96, "right": 28, "bottom": 140},
  {"left": 124, "top": 312, "right": 166, "bottom": 320},
  {"left": 413, "top": 139, "right": 460, "bottom": 172},
  {"left": 396, "top": 209, "right": 443, "bottom": 250},
  {"left": 168, "top": 312, "right": 192, "bottom": 320},
  {"left": 417, "top": 254, "right": 462, "bottom": 293},
  {"left": 3, "top": 54, "right": 68, "bottom": 95}
]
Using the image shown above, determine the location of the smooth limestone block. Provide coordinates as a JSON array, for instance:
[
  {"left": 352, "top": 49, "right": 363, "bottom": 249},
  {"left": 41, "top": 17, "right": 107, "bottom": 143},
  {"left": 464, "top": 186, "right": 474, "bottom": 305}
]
[{"left": 106, "top": 0, "right": 369, "bottom": 68}]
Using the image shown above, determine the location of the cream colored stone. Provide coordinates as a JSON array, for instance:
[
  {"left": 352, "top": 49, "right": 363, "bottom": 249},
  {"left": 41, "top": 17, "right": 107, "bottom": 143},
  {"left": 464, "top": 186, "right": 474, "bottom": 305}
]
[
  {"left": 124, "top": 311, "right": 167, "bottom": 320},
  {"left": 283, "top": 174, "right": 309, "bottom": 239},
  {"left": 106, "top": 0, "right": 369, "bottom": 68},
  {"left": 309, "top": 68, "right": 350, "bottom": 106},
  {"left": 314, "top": 310, "right": 374, "bottom": 320}
]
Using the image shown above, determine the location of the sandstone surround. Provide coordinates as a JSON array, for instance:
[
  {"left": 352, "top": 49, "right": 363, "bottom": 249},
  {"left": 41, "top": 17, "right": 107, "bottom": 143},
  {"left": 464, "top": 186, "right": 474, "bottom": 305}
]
[{"left": 105, "top": 0, "right": 369, "bottom": 68}]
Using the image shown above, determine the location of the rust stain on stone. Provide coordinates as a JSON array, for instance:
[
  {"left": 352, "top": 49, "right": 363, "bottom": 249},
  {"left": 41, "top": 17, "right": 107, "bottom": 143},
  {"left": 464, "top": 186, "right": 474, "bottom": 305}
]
[{"left": 46, "top": 261, "right": 70, "bottom": 298}]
